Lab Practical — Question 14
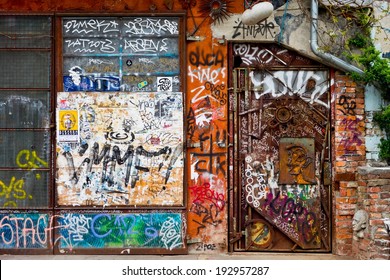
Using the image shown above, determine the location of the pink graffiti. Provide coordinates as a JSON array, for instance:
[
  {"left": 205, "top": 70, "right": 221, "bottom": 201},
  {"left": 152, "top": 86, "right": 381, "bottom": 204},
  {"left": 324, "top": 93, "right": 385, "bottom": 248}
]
[
  {"left": 0, "top": 215, "right": 72, "bottom": 250},
  {"left": 190, "top": 183, "right": 225, "bottom": 211},
  {"left": 340, "top": 118, "right": 363, "bottom": 153}
]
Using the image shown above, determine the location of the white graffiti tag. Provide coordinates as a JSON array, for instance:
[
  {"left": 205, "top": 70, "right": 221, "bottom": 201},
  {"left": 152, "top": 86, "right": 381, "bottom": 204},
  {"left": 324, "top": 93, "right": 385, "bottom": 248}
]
[
  {"left": 160, "top": 217, "right": 183, "bottom": 250},
  {"left": 61, "top": 214, "right": 92, "bottom": 242},
  {"left": 249, "top": 70, "right": 331, "bottom": 108}
]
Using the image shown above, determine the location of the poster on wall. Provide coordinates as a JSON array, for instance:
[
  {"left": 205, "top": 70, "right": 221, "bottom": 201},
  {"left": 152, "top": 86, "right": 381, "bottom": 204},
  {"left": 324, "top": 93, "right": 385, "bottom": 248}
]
[
  {"left": 56, "top": 91, "right": 184, "bottom": 207},
  {"left": 57, "top": 110, "right": 80, "bottom": 143}
]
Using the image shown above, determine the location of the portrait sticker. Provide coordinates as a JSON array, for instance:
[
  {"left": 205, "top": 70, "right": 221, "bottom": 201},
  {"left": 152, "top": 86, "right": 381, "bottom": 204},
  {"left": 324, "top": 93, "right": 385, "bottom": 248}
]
[{"left": 57, "top": 110, "right": 79, "bottom": 143}]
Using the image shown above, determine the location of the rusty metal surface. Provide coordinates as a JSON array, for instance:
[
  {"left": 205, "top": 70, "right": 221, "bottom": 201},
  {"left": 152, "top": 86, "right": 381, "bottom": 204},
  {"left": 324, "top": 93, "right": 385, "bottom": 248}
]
[
  {"left": 229, "top": 43, "right": 332, "bottom": 252},
  {"left": 279, "top": 138, "right": 316, "bottom": 185}
]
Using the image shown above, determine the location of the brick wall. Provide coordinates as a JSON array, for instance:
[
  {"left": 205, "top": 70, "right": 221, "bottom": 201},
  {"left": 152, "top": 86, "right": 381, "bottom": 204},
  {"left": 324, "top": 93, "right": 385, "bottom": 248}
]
[
  {"left": 353, "top": 167, "right": 390, "bottom": 259},
  {"left": 333, "top": 71, "right": 366, "bottom": 255}
]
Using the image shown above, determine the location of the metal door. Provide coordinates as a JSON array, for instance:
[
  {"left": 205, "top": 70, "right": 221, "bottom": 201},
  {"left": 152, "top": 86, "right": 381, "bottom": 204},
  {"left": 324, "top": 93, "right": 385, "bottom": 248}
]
[{"left": 229, "top": 44, "right": 332, "bottom": 252}]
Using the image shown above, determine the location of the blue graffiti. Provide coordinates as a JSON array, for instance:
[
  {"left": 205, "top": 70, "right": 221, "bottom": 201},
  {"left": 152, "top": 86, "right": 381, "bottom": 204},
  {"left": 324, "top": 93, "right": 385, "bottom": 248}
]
[{"left": 63, "top": 75, "right": 120, "bottom": 92}]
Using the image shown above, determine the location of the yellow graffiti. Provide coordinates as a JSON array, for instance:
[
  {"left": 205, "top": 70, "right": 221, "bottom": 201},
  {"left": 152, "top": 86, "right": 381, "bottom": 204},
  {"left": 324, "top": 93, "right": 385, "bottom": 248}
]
[
  {"left": 16, "top": 149, "right": 48, "bottom": 169},
  {"left": 0, "top": 177, "right": 27, "bottom": 200},
  {"left": 3, "top": 201, "right": 17, "bottom": 208}
]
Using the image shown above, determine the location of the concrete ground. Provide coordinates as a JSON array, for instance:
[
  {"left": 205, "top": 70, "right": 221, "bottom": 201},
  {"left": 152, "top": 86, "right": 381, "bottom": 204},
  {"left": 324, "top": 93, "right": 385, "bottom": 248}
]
[{"left": 0, "top": 252, "right": 355, "bottom": 260}]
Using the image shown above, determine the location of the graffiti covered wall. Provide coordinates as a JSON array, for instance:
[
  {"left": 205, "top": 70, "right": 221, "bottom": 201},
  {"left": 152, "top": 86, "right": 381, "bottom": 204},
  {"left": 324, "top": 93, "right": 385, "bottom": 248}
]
[
  {"left": 56, "top": 91, "right": 184, "bottom": 207},
  {"left": 1, "top": 0, "right": 388, "bottom": 257},
  {"left": 186, "top": 41, "right": 228, "bottom": 253},
  {"left": 0, "top": 211, "right": 186, "bottom": 254}
]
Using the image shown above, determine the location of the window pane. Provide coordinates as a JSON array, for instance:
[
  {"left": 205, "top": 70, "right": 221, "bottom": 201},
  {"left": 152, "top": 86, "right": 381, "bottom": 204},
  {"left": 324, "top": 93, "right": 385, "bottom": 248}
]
[
  {"left": 0, "top": 171, "right": 49, "bottom": 208},
  {"left": 0, "top": 130, "right": 50, "bottom": 168},
  {"left": 0, "top": 51, "right": 50, "bottom": 88},
  {"left": 0, "top": 16, "right": 51, "bottom": 49},
  {"left": 0, "top": 91, "right": 50, "bottom": 128},
  {"left": 62, "top": 17, "right": 181, "bottom": 92}
]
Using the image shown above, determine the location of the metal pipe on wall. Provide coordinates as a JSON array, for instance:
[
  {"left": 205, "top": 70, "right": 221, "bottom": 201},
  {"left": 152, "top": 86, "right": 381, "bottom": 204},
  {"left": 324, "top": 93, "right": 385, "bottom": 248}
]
[{"left": 310, "top": 0, "right": 365, "bottom": 75}]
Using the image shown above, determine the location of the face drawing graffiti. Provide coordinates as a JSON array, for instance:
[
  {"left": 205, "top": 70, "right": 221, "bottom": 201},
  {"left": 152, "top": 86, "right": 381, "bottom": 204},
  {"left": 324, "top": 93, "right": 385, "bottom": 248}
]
[{"left": 286, "top": 145, "right": 313, "bottom": 184}]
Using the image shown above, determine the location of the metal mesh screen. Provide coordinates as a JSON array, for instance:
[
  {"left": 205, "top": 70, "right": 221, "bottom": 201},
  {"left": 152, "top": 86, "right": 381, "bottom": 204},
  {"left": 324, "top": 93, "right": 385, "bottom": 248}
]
[
  {"left": 0, "top": 16, "right": 52, "bottom": 49},
  {"left": 0, "top": 16, "right": 52, "bottom": 211},
  {"left": 0, "top": 170, "right": 50, "bottom": 208},
  {"left": 0, "top": 91, "right": 50, "bottom": 128},
  {"left": 0, "top": 51, "right": 50, "bottom": 88}
]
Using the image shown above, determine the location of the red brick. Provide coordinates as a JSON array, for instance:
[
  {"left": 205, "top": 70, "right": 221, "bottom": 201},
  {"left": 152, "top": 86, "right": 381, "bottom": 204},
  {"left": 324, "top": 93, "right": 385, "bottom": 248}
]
[
  {"left": 335, "top": 220, "right": 352, "bottom": 228},
  {"left": 374, "top": 240, "right": 390, "bottom": 247},
  {"left": 339, "top": 189, "right": 348, "bottom": 197},
  {"left": 339, "top": 181, "right": 349, "bottom": 188},
  {"left": 335, "top": 232, "right": 353, "bottom": 239},
  {"left": 369, "top": 205, "right": 388, "bottom": 212},
  {"left": 337, "top": 215, "right": 354, "bottom": 220},
  {"left": 347, "top": 181, "right": 358, "bottom": 188},
  {"left": 369, "top": 213, "right": 382, "bottom": 219},
  {"left": 380, "top": 192, "right": 390, "bottom": 199},
  {"left": 336, "top": 209, "right": 356, "bottom": 216},
  {"left": 369, "top": 193, "right": 380, "bottom": 199},
  {"left": 368, "top": 187, "right": 382, "bottom": 193},
  {"left": 359, "top": 239, "right": 372, "bottom": 249},
  {"left": 346, "top": 81, "right": 357, "bottom": 87},
  {"left": 336, "top": 161, "right": 347, "bottom": 167},
  {"left": 354, "top": 109, "right": 365, "bottom": 115},
  {"left": 370, "top": 219, "right": 387, "bottom": 226},
  {"left": 367, "top": 174, "right": 381, "bottom": 180},
  {"left": 335, "top": 243, "right": 352, "bottom": 255},
  {"left": 345, "top": 87, "right": 356, "bottom": 93},
  {"left": 370, "top": 254, "right": 390, "bottom": 260},
  {"left": 347, "top": 189, "right": 357, "bottom": 196},
  {"left": 336, "top": 197, "right": 350, "bottom": 203},
  {"left": 369, "top": 179, "right": 390, "bottom": 186},
  {"left": 335, "top": 226, "right": 353, "bottom": 234},
  {"left": 377, "top": 199, "right": 390, "bottom": 205},
  {"left": 358, "top": 181, "right": 367, "bottom": 187}
]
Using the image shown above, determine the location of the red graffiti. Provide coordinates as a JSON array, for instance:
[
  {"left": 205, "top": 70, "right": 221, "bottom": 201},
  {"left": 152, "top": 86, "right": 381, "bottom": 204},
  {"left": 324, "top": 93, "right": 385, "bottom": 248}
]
[{"left": 189, "top": 183, "right": 225, "bottom": 211}]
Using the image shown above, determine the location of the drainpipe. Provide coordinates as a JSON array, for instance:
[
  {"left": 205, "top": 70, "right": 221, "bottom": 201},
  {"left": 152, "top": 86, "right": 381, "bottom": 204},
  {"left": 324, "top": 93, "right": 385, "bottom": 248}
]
[{"left": 310, "top": 0, "right": 364, "bottom": 75}]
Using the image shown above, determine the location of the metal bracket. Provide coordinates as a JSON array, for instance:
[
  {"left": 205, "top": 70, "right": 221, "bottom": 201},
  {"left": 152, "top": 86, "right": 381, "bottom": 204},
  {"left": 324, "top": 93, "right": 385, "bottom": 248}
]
[{"left": 186, "top": 34, "right": 204, "bottom": 41}]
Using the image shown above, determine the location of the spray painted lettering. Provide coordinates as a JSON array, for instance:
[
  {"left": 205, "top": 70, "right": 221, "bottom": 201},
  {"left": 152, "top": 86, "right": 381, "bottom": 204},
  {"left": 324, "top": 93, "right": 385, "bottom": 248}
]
[
  {"left": 58, "top": 213, "right": 184, "bottom": 251},
  {"left": 56, "top": 91, "right": 184, "bottom": 207},
  {"left": 0, "top": 212, "right": 184, "bottom": 252},
  {"left": 232, "top": 19, "right": 276, "bottom": 39},
  {"left": 189, "top": 47, "right": 224, "bottom": 67},
  {"left": 124, "top": 18, "right": 179, "bottom": 35},
  {"left": 264, "top": 190, "right": 319, "bottom": 244}
]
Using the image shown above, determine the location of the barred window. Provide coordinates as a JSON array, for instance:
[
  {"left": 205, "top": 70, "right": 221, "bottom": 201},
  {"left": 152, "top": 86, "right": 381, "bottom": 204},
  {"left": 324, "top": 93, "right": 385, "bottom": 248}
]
[{"left": 0, "top": 16, "right": 52, "bottom": 209}]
